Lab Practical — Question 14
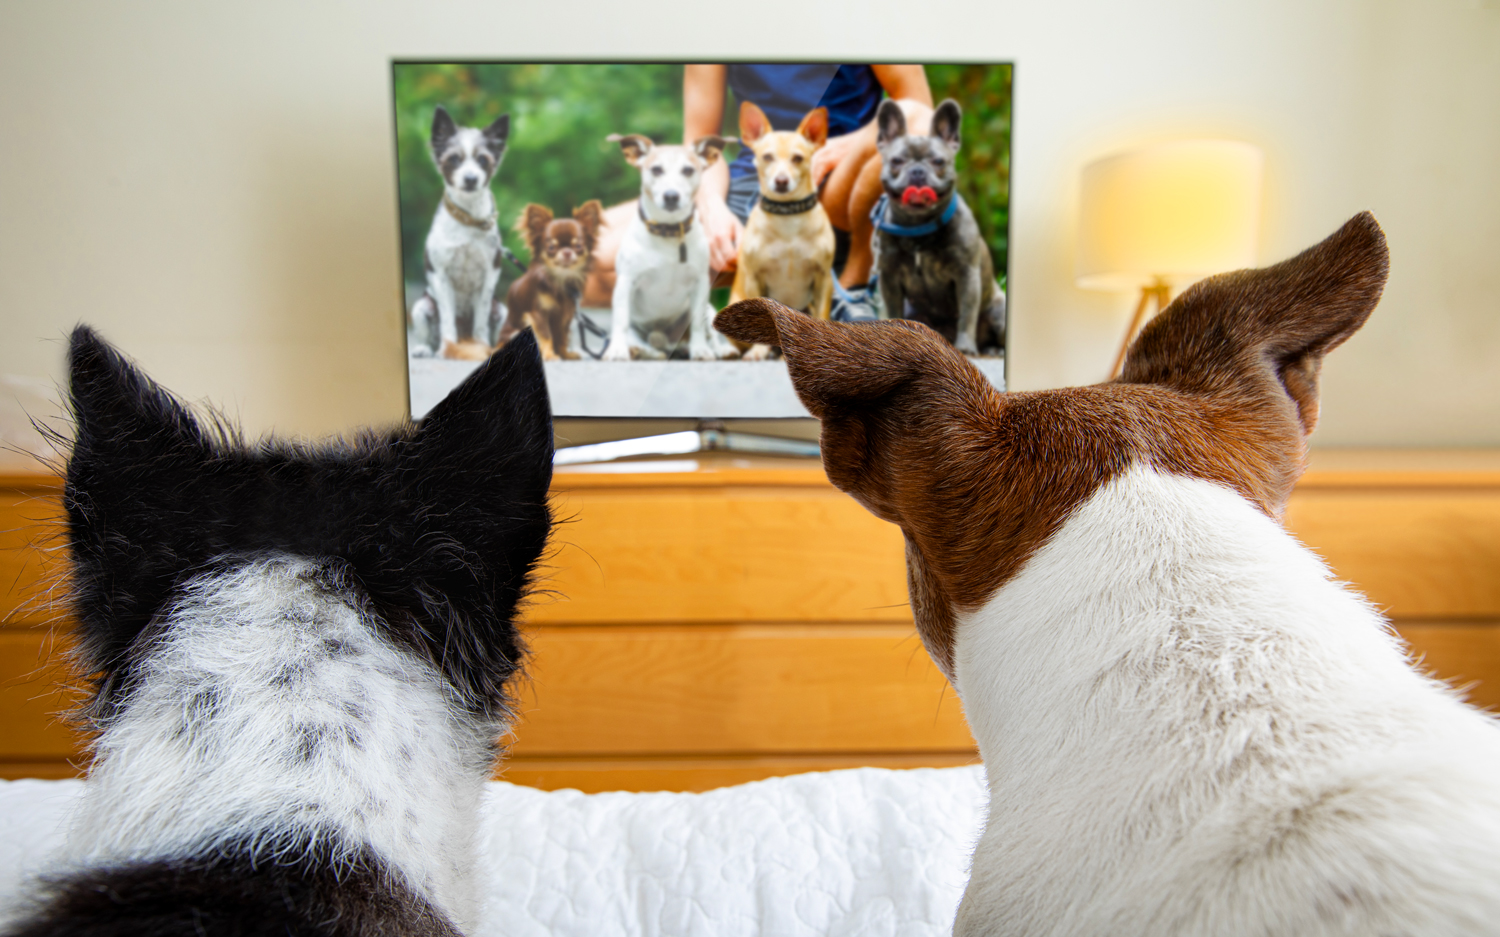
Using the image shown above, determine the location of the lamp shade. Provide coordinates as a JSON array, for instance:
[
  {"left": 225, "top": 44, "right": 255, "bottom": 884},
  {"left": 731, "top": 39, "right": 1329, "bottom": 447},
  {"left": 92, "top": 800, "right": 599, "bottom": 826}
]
[{"left": 1076, "top": 140, "right": 1263, "bottom": 291}]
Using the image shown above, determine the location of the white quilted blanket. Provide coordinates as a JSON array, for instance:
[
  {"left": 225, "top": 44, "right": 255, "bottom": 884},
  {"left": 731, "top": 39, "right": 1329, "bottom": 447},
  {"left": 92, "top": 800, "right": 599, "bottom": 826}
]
[{"left": 0, "top": 766, "right": 987, "bottom": 936}]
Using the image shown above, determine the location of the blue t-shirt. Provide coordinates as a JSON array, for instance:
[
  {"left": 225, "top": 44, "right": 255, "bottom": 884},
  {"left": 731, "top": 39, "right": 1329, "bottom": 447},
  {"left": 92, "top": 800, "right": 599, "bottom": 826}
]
[{"left": 726, "top": 64, "right": 883, "bottom": 181}]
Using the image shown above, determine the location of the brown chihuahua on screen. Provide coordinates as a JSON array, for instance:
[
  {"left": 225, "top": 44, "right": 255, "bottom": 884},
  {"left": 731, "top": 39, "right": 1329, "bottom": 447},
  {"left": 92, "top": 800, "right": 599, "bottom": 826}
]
[
  {"left": 728, "top": 103, "right": 837, "bottom": 361},
  {"left": 499, "top": 201, "right": 604, "bottom": 360}
]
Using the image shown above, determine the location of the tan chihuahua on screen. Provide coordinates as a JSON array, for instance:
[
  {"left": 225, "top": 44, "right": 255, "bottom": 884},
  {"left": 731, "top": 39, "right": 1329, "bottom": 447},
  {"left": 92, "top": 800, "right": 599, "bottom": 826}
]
[{"left": 729, "top": 102, "right": 837, "bottom": 361}]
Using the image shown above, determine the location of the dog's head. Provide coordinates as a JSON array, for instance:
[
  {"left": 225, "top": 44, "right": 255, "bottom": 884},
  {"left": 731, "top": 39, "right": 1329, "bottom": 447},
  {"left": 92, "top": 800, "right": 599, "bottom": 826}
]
[
  {"left": 63, "top": 327, "right": 555, "bottom": 720},
  {"left": 715, "top": 213, "right": 1388, "bottom": 678},
  {"left": 517, "top": 201, "right": 602, "bottom": 280},
  {"left": 431, "top": 105, "right": 510, "bottom": 194},
  {"left": 740, "top": 103, "right": 827, "bottom": 200},
  {"left": 876, "top": 99, "right": 961, "bottom": 215},
  {"left": 608, "top": 133, "right": 728, "bottom": 222}
]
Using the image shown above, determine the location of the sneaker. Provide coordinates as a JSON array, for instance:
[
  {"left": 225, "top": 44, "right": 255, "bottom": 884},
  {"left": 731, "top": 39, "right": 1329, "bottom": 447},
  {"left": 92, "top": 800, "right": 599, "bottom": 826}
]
[{"left": 831, "top": 281, "right": 880, "bottom": 323}]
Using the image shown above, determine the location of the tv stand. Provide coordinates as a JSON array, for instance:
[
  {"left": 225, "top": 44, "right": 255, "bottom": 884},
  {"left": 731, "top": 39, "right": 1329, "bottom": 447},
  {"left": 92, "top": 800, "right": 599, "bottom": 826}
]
[{"left": 554, "top": 420, "right": 818, "bottom": 466}]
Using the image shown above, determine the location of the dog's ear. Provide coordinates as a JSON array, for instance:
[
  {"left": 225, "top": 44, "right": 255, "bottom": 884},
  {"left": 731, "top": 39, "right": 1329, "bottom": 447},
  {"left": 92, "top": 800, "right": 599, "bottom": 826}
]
[
  {"left": 410, "top": 328, "right": 553, "bottom": 495},
  {"left": 797, "top": 107, "right": 829, "bottom": 148},
  {"left": 515, "top": 204, "right": 554, "bottom": 256},
  {"left": 693, "top": 135, "right": 728, "bottom": 167},
  {"left": 410, "top": 330, "right": 553, "bottom": 535},
  {"left": 1121, "top": 211, "right": 1388, "bottom": 436},
  {"left": 572, "top": 200, "right": 604, "bottom": 252},
  {"left": 431, "top": 105, "right": 458, "bottom": 155},
  {"left": 930, "top": 99, "right": 962, "bottom": 150},
  {"left": 875, "top": 99, "right": 907, "bottom": 150},
  {"left": 714, "top": 299, "right": 997, "bottom": 523},
  {"left": 64, "top": 325, "right": 219, "bottom": 691},
  {"left": 482, "top": 113, "right": 510, "bottom": 151},
  {"left": 739, "top": 102, "right": 771, "bottom": 145},
  {"left": 607, "top": 133, "right": 654, "bottom": 167}
]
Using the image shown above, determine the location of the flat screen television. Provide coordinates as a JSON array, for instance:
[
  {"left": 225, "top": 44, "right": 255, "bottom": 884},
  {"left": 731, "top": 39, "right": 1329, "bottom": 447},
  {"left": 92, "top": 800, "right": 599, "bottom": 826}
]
[{"left": 391, "top": 61, "right": 1011, "bottom": 421}]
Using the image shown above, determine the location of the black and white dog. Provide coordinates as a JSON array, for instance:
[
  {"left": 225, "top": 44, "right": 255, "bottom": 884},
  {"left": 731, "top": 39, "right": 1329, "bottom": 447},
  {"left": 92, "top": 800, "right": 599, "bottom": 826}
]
[
  {"left": 7, "top": 327, "right": 554, "bottom": 936},
  {"left": 410, "top": 106, "right": 512, "bottom": 360}
]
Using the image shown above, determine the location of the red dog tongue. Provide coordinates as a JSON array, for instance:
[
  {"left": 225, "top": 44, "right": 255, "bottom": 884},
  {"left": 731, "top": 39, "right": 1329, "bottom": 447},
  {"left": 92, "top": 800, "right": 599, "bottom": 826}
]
[{"left": 902, "top": 186, "right": 938, "bottom": 208}]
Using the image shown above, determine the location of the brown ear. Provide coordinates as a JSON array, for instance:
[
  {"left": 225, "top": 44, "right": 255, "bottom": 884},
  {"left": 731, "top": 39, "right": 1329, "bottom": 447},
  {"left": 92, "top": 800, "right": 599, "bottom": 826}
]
[
  {"left": 797, "top": 107, "right": 829, "bottom": 148},
  {"left": 607, "top": 133, "right": 653, "bottom": 166},
  {"left": 715, "top": 299, "right": 997, "bottom": 520},
  {"left": 1121, "top": 211, "right": 1388, "bottom": 435},
  {"left": 572, "top": 200, "right": 604, "bottom": 252},
  {"left": 693, "top": 135, "right": 728, "bottom": 167},
  {"left": 739, "top": 102, "right": 771, "bottom": 145},
  {"left": 514, "top": 204, "right": 554, "bottom": 256}
]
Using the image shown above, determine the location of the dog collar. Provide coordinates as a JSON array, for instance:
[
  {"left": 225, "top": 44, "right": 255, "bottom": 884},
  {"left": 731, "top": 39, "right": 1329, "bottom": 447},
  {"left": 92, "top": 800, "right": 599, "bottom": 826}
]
[
  {"left": 872, "top": 192, "right": 961, "bottom": 238},
  {"left": 639, "top": 205, "right": 695, "bottom": 262},
  {"left": 758, "top": 192, "right": 820, "bottom": 216},
  {"left": 444, "top": 195, "right": 497, "bottom": 230}
]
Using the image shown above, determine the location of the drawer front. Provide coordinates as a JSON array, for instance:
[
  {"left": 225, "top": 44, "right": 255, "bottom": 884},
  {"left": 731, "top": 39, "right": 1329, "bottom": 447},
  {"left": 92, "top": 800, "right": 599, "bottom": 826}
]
[
  {"left": 0, "top": 630, "right": 86, "bottom": 762},
  {"left": 1285, "top": 489, "right": 1500, "bottom": 618},
  {"left": 509, "top": 624, "right": 972, "bottom": 756},
  {"left": 531, "top": 486, "right": 910, "bottom": 625},
  {"left": 0, "top": 491, "right": 67, "bottom": 627}
]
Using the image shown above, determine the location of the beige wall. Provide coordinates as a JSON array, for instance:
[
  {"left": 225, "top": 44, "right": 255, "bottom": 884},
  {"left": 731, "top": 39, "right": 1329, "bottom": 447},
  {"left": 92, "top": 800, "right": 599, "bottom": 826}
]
[{"left": 1, "top": 0, "right": 1496, "bottom": 446}]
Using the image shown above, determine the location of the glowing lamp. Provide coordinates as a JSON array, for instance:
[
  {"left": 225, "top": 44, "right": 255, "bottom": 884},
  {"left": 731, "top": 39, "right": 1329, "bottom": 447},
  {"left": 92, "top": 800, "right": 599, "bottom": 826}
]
[{"left": 1077, "top": 140, "right": 1263, "bottom": 377}]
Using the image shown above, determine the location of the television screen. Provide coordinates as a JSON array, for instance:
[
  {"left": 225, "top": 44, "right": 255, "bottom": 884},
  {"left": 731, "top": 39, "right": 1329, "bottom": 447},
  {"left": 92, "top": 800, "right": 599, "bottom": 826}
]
[{"left": 392, "top": 62, "right": 1011, "bottom": 419}]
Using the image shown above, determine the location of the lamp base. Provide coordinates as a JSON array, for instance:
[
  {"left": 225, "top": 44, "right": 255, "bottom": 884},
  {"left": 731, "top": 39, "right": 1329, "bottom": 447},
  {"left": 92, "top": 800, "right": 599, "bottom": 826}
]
[{"left": 1109, "top": 278, "right": 1172, "bottom": 380}]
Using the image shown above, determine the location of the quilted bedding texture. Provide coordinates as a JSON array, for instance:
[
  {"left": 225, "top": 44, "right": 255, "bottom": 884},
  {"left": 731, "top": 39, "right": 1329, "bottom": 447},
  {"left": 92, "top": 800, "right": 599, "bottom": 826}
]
[{"left": 0, "top": 765, "right": 987, "bottom": 936}]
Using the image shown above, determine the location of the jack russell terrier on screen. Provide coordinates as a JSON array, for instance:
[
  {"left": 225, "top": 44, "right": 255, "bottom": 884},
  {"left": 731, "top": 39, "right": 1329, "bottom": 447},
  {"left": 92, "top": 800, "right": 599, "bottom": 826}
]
[
  {"left": 716, "top": 213, "right": 1500, "bottom": 936},
  {"left": 410, "top": 105, "right": 511, "bottom": 361},
  {"left": 603, "top": 133, "right": 738, "bottom": 361}
]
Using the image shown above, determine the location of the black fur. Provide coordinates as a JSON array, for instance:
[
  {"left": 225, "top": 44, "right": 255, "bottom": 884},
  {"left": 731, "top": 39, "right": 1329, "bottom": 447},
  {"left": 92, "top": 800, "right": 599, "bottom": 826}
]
[
  {"left": 8, "top": 839, "right": 460, "bottom": 937},
  {"left": 63, "top": 326, "right": 554, "bottom": 721}
]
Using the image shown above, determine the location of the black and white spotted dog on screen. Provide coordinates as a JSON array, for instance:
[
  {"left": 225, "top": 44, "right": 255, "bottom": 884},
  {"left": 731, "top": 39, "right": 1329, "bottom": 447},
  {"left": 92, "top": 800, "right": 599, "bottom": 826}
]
[{"left": 6, "top": 327, "right": 555, "bottom": 937}]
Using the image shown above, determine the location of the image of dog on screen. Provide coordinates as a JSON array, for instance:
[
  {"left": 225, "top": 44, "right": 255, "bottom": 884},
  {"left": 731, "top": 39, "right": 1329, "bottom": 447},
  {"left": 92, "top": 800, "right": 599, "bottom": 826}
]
[
  {"left": 728, "top": 103, "right": 837, "bottom": 362},
  {"left": 498, "top": 201, "right": 603, "bottom": 360},
  {"left": 873, "top": 98, "right": 1006, "bottom": 357},
  {"left": 409, "top": 106, "right": 511, "bottom": 361}
]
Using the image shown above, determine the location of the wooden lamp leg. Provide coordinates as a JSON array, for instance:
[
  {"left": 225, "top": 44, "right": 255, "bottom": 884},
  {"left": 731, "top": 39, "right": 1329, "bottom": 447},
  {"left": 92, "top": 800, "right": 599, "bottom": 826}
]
[{"left": 1108, "top": 279, "right": 1171, "bottom": 380}]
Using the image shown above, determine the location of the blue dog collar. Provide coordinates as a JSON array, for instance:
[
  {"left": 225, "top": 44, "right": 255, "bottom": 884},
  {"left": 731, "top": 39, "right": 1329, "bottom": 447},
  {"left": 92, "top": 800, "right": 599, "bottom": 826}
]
[{"left": 872, "top": 191, "right": 961, "bottom": 237}]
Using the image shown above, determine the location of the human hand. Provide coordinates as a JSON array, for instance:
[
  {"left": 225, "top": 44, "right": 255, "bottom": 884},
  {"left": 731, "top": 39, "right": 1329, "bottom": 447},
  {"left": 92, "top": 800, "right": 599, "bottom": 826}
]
[{"left": 701, "top": 196, "right": 743, "bottom": 272}]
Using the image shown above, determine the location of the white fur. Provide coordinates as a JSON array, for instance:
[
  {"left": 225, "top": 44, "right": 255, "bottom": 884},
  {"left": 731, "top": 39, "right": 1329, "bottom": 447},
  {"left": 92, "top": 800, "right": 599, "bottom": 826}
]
[
  {"left": 606, "top": 144, "right": 735, "bottom": 362},
  {"left": 952, "top": 465, "right": 1500, "bottom": 936},
  {"left": 67, "top": 557, "right": 499, "bottom": 931}
]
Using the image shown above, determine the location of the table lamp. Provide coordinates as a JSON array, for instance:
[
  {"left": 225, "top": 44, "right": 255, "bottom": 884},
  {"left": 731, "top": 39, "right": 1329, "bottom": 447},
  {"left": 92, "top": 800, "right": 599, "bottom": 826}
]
[{"left": 1077, "top": 140, "right": 1263, "bottom": 378}]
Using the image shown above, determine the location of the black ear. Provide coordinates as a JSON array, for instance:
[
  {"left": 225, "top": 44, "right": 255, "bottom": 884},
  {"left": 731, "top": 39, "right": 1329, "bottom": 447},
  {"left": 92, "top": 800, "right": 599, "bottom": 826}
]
[
  {"left": 64, "top": 326, "right": 216, "bottom": 702},
  {"left": 410, "top": 328, "right": 553, "bottom": 497},
  {"left": 1121, "top": 211, "right": 1389, "bottom": 435},
  {"left": 482, "top": 113, "right": 510, "bottom": 151},
  {"left": 876, "top": 99, "right": 907, "bottom": 149},
  {"left": 931, "top": 99, "right": 962, "bottom": 149},
  {"left": 431, "top": 105, "right": 458, "bottom": 154}
]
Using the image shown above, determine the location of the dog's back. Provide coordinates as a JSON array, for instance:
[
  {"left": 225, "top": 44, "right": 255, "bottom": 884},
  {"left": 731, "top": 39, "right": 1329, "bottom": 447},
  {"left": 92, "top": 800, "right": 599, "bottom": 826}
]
[
  {"left": 7, "top": 329, "right": 554, "bottom": 936},
  {"left": 716, "top": 214, "right": 1500, "bottom": 935}
]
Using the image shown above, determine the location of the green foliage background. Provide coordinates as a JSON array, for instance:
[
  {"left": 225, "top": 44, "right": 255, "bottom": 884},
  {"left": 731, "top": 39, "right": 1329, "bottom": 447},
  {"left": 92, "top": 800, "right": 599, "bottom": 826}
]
[{"left": 392, "top": 62, "right": 1011, "bottom": 290}]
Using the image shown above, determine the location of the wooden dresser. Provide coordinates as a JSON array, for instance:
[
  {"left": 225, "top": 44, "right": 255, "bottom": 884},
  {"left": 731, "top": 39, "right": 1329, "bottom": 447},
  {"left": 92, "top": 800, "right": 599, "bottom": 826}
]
[{"left": 3, "top": 450, "right": 1499, "bottom": 791}]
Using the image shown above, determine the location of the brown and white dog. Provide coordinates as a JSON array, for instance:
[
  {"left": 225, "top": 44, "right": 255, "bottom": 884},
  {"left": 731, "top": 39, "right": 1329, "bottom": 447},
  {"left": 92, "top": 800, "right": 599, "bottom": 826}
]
[
  {"left": 499, "top": 201, "right": 603, "bottom": 360},
  {"left": 728, "top": 103, "right": 837, "bottom": 361},
  {"left": 716, "top": 213, "right": 1500, "bottom": 936}
]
